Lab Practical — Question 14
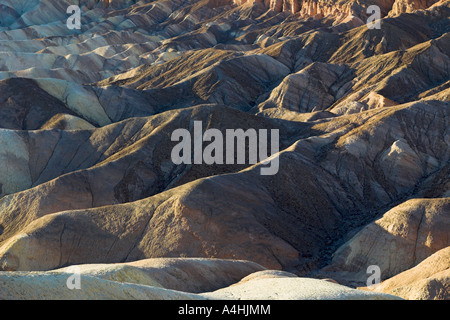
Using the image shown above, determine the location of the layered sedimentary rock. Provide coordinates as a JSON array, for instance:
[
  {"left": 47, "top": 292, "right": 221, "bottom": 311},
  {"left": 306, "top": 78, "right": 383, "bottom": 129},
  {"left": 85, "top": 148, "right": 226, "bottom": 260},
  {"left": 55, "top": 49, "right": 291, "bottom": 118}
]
[
  {"left": 0, "top": 257, "right": 401, "bottom": 300},
  {"left": 362, "top": 247, "right": 450, "bottom": 300},
  {"left": 231, "top": 0, "right": 442, "bottom": 23},
  {"left": 0, "top": 0, "right": 448, "bottom": 300},
  {"left": 203, "top": 272, "right": 402, "bottom": 299},
  {"left": 0, "top": 101, "right": 448, "bottom": 274},
  {"left": 321, "top": 199, "right": 449, "bottom": 284}
]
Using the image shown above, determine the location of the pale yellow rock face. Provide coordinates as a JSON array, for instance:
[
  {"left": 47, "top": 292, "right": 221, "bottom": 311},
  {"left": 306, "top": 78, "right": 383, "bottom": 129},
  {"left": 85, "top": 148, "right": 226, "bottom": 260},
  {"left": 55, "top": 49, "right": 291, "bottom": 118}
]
[
  {"left": 0, "top": 258, "right": 402, "bottom": 300},
  {"left": 360, "top": 247, "right": 450, "bottom": 300},
  {"left": 35, "top": 79, "right": 112, "bottom": 127},
  {"left": 0, "top": 272, "right": 204, "bottom": 300},
  {"left": 0, "top": 0, "right": 448, "bottom": 301},
  {"left": 389, "top": 0, "right": 441, "bottom": 16},
  {"left": 258, "top": 62, "right": 348, "bottom": 113},
  {"left": 322, "top": 199, "right": 450, "bottom": 284},
  {"left": 380, "top": 139, "right": 426, "bottom": 191}
]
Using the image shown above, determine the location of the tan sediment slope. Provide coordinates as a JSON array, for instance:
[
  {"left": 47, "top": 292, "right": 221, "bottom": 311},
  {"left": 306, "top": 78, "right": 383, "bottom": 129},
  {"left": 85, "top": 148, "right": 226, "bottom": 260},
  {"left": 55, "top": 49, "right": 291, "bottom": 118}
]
[
  {"left": 0, "top": 257, "right": 401, "bottom": 300},
  {"left": 0, "top": 102, "right": 448, "bottom": 274},
  {"left": 320, "top": 198, "right": 449, "bottom": 286},
  {"left": 360, "top": 247, "right": 450, "bottom": 300},
  {"left": 0, "top": 0, "right": 448, "bottom": 300}
]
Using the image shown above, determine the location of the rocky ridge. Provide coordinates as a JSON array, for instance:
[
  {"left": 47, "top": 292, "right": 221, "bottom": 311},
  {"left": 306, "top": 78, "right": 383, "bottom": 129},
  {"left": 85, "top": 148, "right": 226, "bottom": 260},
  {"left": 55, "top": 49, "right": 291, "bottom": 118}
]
[{"left": 0, "top": 0, "right": 448, "bottom": 300}]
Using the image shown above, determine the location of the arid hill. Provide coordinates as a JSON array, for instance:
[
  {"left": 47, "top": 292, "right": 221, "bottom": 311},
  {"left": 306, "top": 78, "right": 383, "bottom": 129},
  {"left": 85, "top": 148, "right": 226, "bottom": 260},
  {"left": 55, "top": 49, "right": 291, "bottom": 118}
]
[{"left": 0, "top": 0, "right": 448, "bottom": 300}]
